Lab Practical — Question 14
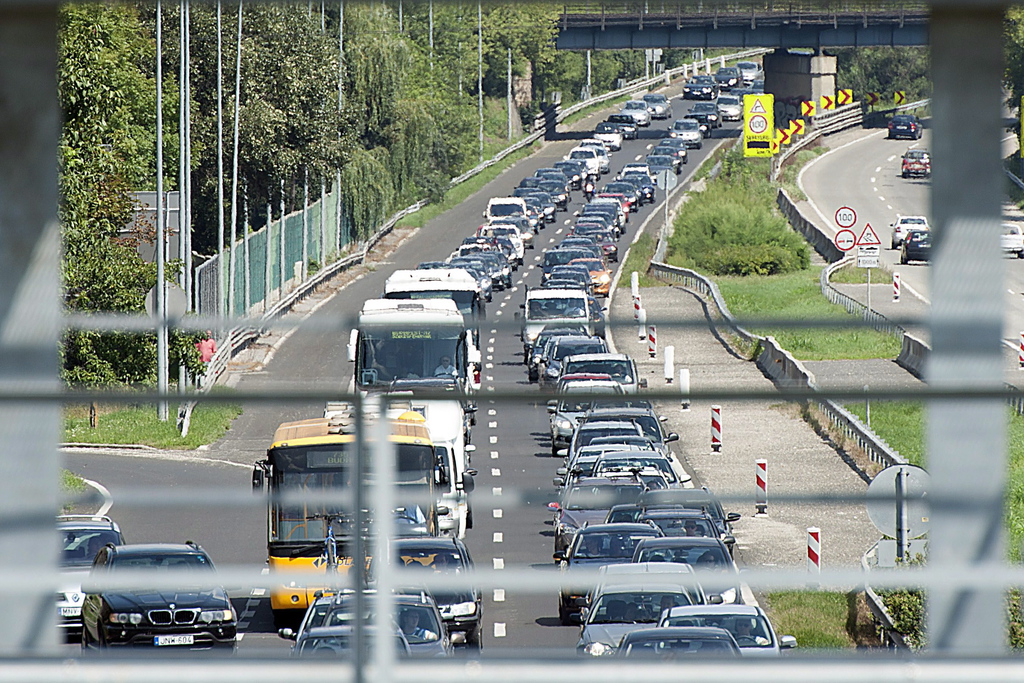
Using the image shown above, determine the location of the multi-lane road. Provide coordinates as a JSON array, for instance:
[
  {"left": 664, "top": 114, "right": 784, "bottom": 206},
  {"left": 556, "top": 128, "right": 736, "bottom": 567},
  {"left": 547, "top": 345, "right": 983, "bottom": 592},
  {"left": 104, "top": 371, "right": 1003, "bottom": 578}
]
[{"left": 64, "top": 90, "right": 743, "bottom": 656}]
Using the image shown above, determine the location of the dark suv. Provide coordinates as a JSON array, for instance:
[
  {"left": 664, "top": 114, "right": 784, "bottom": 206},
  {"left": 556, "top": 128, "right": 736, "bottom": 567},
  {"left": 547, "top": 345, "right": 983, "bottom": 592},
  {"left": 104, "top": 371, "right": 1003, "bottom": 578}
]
[{"left": 81, "top": 542, "right": 237, "bottom": 651}]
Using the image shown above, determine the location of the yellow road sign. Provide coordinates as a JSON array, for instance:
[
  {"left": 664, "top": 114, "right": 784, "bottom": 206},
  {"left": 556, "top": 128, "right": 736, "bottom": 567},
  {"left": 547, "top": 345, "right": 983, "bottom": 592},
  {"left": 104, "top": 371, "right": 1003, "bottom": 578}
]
[
  {"left": 743, "top": 94, "right": 775, "bottom": 158},
  {"left": 801, "top": 100, "right": 816, "bottom": 117},
  {"left": 894, "top": 90, "right": 906, "bottom": 106},
  {"left": 793, "top": 118, "right": 806, "bottom": 136},
  {"left": 837, "top": 89, "right": 853, "bottom": 106},
  {"left": 820, "top": 94, "right": 835, "bottom": 111}
]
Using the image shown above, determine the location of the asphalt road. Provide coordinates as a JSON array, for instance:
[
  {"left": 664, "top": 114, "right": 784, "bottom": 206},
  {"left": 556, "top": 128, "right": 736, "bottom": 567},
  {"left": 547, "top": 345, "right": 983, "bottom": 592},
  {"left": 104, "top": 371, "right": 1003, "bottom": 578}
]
[{"left": 61, "top": 90, "right": 741, "bottom": 658}]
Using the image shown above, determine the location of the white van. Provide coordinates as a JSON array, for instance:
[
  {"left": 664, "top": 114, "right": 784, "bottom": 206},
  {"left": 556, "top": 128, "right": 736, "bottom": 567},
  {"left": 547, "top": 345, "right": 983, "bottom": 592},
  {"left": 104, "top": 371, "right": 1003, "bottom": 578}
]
[
  {"left": 483, "top": 197, "right": 528, "bottom": 223},
  {"left": 565, "top": 147, "right": 601, "bottom": 179},
  {"left": 517, "top": 288, "right": 593, "bottom": 353}
]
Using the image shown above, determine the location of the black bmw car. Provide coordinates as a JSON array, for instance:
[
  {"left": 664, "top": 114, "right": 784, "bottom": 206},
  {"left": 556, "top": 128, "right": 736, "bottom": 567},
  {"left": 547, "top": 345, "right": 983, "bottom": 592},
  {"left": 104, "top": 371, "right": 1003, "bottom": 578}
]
[{"left": 80, "top": 542, "right": 237, "bottom": 651}]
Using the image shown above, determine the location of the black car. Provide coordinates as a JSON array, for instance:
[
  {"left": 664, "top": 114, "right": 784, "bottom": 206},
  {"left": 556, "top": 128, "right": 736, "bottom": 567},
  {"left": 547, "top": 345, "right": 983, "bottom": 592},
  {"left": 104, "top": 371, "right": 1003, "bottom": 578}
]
[
  {"left": 651, "top": 146, "right": 686, "bottom": 171},
  {"left": 517, "top": 176, "right": 544, "bottom": 190},
  {"left": 554, "top": 160, "right": 587, "bottom": 188},
  {"left": 393, "top": 537, "right": 483, "bottom": 647},
  {"left": 646, "top": 154, "right": 678, "bottom": 179},
  {"left": 606, "top": 113, "right": 639, "bottom": 139},
  {"left": 620, "top": 171, "right": 656, "bottom": 203},
  {"left": 682, "top": 75, "right": 719, "bottom": 100},
  {"left": 900, "top": 229, "right": 931, "bottom": 264},
  {"left": 714, "top": 66, "right": 741, "bottom": 90},
  {"left": 687, "top": 102, "right": 721, "bottom": 133},
  {"left": 537, "top": 181, "right": 569, "bottom": 209},
  {"left": 888, "top": 114, "right": 923, "bottom": 140},
  {"left": 80, "top": 542, "right": 237, "bottom": 651}
]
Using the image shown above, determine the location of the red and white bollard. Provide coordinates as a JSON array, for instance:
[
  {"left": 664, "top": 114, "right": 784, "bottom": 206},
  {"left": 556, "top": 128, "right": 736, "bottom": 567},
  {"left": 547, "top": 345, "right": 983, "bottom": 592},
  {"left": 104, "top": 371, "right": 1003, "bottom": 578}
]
[
  {"left": 755, "top": 459, "right": 768, "bottom": 515},
  {"left": 1019, "top": 332, "right": 1024, "bottom": 369},
  {"left": 893, "top": 272, "right": 901, "bottom": 303},
  {"left": 630, "top": 272, "right": 639, "bottom": 299},
  {"left": 647, "top": 324, "right": 657, "bottom": 358},
  {"left": 663, "top": 345, "right": 675, "bottom": 383},
  {"left": 807, "top": 527, "right": 821, "bottom": 574},
  {"left": 711, "top": 405, "right": 722, "bottom": 452},
  {"left": 633, "top": 293, "right": 642, "bottom": 321},
  {"left": 637, "top": 308, "right": 647, "bottom": 341}
]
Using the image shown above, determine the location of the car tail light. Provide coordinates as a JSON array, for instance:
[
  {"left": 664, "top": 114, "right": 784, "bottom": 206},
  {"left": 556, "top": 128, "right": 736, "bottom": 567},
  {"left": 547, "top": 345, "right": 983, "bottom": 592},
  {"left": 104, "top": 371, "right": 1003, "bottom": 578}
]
[{"left": 474, "top": 367, "right": 481, "bottom": 385}]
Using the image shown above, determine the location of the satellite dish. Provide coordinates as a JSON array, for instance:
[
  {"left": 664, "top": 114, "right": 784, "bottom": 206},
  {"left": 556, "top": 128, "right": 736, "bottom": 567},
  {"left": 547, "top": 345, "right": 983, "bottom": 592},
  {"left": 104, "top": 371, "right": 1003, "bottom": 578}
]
[{"left": 865, "top": 464, "right": 929, "bottom": 539}]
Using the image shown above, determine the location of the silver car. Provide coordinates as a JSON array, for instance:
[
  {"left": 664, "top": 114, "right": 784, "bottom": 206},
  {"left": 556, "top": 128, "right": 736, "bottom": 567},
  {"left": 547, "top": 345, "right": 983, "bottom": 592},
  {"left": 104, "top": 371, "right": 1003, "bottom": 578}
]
[
  {"left": 669, "top": 118, "right": 703, "bottom": 149},
  {"left": 642, "top": 93, "right": 672, "bottom": 119},
  {"left": 659, "top": 604, "right": 797, "bottom": 657},
  {"left": 621, "top": 100, "right": 652, "bottom": 127},
  {"left": 716, "top": 95, "right": 743, "bottom": 121}
]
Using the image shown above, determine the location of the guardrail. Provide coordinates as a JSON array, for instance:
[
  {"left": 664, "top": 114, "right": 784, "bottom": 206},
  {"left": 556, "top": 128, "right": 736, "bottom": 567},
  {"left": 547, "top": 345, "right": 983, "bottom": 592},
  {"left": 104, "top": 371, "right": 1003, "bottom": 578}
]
[{"left": 862, "top": 543, "right": 913, "bottom": 650}]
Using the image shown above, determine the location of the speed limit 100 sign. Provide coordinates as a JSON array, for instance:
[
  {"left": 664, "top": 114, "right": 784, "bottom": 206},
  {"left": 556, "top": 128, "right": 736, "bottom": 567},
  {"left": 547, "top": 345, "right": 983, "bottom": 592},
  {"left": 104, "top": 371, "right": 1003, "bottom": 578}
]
[{"left": 835, "top": 206, "right": 857, "bottom": 229}]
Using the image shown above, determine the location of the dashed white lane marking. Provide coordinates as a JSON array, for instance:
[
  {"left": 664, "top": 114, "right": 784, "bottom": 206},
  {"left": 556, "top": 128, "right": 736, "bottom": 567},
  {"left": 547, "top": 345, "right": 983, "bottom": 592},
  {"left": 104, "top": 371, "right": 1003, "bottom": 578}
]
[
  {"left": 493, "top": 509, "right": 503, "bottom": 519},
  {"left": 499, "top": 301, "right": 507, "bottom": 308},
  {"left": 528, "top": 264, "right": 536, "bottom": 270},
  {"left": 634, "top": 154, "right": 643, "bottom": 161},
  {"left": 493, "top": 558, "right": 504, "bottom": 569},
  {"left": 887, "top": 205, "right": 893, "bottom": 210},
  {"left": 870, "top": 177, "right": 876, "bottom": 183},
  {"left": 493, "top": 533, "right": 503, "bottom": 544},
  {"left": 486, "top": 375, "right": 494, "bottom": 381},
  {"left": 494, "top": 589, "right": 506, "bottom": 601},
  {"left": 485, "top": 363, "right": 494, "bottom": 369},
  {"left": 511, "top": 286, "right": 518, "bottom": 293},
  {"left": 494, "top": 623, "right": 506, "bottom": 638},
  {"left": 495, "top": 310, "right": 502, "bottom": 316},
  {"left": 555, "top": 228, "right": 563, "bottom": 235},
  {"left": 491, "top": 468, "right": 501, "bottom": 477},
  {"left": 516, "top": 279, "right": 524, "bottom": 286},
  {"left": 875, "top": 166, "right": 882, "bottom": 173},
  {"left": 563, "top": 218, "right": 571, "bottom": 225},
  {"left": 488, "top": 409, "right": 497, "bottom": 416},
  {"left": 489, "top": 436, "right": 498, "bottom": 444},
  {"left": 887, "top": 154, "right": 897, "bottom": 161},
  {"left": 490, "top": 451, "right": 499, "bottom": 459},
  {"left": 878, "top": 195, "right": 886, "bottom": 201},
  {"left": 534, "top": 255, "right": 542, "bottom": 261},
  {"left": 486, "top": 355, "right": 493, "bottom": 362},
  {"left": 492, "top": 487, "right": 502, "bottom": 496},
  {"left": 486, "top": 386, "right": 495, "bottom": 392},
  {"left": 490, "top": 329, "right": 497, "bottom": 335},
  {"left": 488, "top": 421, "right": 498, "bottom": 428},
  {"left": 872, "top": 187, "right": 877, "bottom": 192}
]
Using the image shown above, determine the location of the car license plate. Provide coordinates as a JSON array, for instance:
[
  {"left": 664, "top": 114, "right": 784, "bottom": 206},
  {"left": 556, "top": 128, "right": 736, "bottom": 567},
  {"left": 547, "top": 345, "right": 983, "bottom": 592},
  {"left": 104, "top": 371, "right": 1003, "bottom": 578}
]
[
  {"left": 59, "top": 607, "right": 81, "bottom": 617},
  {"left": 154, "top": 634, "right": 194, "bottom": 647}
]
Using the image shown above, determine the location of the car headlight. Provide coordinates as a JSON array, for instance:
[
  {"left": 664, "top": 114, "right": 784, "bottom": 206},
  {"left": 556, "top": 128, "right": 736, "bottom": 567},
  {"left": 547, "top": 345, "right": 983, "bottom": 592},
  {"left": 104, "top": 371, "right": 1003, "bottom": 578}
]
[
  {"left": 554, "top": 416, "right": 572, "bottom": 431},
  {"left": 526, "top": 330, "right": 539, "bottom": 343},
  {"left": 449, "top": 601, "right": 477, "bottom": 617},
  {"left": 109, "top": 612, "right": 144, "bottom": 625},
  {"left": 584, "top": 641, "right": 614, "bottom": 656},
  {"left": 709, "top": 114, "right": 718, "bottom": 120},
  {"left": 199, "top": 609, "right": 236, "bottom": 624}
]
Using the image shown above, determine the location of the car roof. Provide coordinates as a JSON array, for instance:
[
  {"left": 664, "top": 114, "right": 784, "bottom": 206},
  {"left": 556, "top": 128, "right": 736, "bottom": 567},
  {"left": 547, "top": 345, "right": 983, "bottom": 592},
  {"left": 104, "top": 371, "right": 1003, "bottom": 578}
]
[
  {"left": 109, "top": 543, "right": 206, "bottom": 556},
  {"left": 624, "top": 626, "right": 737, "bottom": 641},
  {"left": 393, "top": 536, "right": 464, "bottom": 552},
  {"left": 665, "top": 604, "right": 765, "bottom": 619},
  {"left": 565, "top": 353, "right": 631, "bottom": 363},
  {"left": 579, "top": 522, "right": 662, "bottom": 534},
  {"left": 635, "top": 537, "right": 724, "bottom": 549},
  {"left": 57, "top": 515, "right": 120, "bottom": 531},
  {"left": 599, "top": 561, "right": 696, "bottom": 576}
]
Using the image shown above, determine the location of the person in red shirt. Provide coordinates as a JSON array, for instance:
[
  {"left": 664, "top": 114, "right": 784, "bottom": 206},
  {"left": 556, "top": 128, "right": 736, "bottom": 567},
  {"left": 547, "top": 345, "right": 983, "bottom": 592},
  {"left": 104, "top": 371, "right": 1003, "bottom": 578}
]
[{"left": 196, "top": 331, "right": 217, "bottom": 363}]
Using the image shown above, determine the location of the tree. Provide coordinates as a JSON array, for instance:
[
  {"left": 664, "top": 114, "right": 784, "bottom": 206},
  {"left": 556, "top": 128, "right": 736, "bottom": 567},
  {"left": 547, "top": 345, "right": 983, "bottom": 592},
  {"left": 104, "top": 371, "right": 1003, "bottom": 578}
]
[{"left": 832, "top": 47, "right": 930, "bottom": 104}]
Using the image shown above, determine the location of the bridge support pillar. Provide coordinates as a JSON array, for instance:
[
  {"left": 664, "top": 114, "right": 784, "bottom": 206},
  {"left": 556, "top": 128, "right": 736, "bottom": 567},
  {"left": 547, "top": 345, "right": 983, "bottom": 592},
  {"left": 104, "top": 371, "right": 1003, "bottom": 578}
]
[{"left": 762, "top": 50, "right": 836, "bottom": 129}]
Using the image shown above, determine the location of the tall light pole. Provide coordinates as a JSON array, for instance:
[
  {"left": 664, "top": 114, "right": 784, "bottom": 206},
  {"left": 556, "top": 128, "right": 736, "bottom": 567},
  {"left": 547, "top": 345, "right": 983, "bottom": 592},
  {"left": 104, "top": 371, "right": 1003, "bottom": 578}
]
[
  {"left": 228, "top": 0, "right": 243, "bottom": 318},
  {"left": 428, "top": 0, "right": 434, "bottom": 70},
  {"left": 183, "top": 0, "right": 192, "bottom": 310},
  {"left": 336, "top": 0, "right": 344, "bottom": 250},
  {"left": 477, "top": 0, "right": 482, "bottom": 162},
  {"left": 216, "top": 0, "right": 224, "bottom": 319},
  {"left": 506, "top": 47, "right": 512, "bottom": 140},
  {"left": 156, "top": 0, "right": 168, "bottom": 421}
]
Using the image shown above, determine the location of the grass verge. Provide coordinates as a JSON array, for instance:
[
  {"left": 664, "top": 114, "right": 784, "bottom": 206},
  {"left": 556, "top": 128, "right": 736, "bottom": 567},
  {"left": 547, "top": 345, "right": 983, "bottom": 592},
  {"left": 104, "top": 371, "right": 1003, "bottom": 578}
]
[
  {"left": 843, "top": 400, "right": 925, "bottom": 467},
  {"left": 63, "top": 391, "right": 242, "bottom": 449},
  {"left": 764, "top": 591, "right": 873, "bottom": 648},
  {"left": 715, "top": 268, "right": 901, "bottom": 360},
  {"left": 779, "top": 146, "right": 828, "bottom": 201},
  {"left": 829, "top": 261, "right": 894, "bottom": 285},
  {"left": 396, "top": 141, "right": 542, "bottom": 230},
  {"left": 617, "top": 233, "right": 662, "bottom": 289}
]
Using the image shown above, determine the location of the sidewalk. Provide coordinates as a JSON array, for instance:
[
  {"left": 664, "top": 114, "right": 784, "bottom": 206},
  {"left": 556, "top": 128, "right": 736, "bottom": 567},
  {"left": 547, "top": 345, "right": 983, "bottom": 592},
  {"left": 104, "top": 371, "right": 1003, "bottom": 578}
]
[{"left": 609, "top": 285, "right": 880, "bottom": 569}]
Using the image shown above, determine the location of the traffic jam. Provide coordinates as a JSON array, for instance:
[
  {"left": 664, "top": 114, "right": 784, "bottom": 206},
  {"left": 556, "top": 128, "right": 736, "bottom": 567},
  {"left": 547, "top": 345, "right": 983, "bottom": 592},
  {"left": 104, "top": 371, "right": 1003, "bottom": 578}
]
[{"left": 59, "top": 71, "right": 801, "bottom": 660}]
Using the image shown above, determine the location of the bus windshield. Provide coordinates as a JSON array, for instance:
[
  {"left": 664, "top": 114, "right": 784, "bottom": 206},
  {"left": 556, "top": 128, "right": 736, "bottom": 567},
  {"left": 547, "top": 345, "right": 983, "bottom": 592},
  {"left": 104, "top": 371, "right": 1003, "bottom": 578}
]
[
  {"left": 384, "top": 290, "right": 477, "bottom": 319},
  {"left": 357, "top": 326, "right": 464, "bottom": 387},
  {"left": 268, "top": 443, "right": 436, "bottom": 543}
]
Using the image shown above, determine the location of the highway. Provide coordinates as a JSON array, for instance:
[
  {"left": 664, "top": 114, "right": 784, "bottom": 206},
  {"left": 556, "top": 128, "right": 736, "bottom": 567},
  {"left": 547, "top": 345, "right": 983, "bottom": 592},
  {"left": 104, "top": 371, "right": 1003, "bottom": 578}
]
[{"left": 63, "top": 89, "right": 744, "bottom": 657}]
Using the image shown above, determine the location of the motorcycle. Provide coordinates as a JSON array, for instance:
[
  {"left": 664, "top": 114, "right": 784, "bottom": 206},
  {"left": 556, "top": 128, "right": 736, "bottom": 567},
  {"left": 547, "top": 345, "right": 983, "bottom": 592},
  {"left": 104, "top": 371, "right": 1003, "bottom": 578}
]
[{"left": 583, "top": 182, "right": 595, "bottom": 202}]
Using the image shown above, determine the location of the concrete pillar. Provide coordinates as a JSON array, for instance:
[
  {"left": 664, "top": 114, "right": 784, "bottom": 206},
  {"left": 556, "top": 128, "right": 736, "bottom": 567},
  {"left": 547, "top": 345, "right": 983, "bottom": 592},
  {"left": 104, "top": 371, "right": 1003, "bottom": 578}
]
[
  {"left": 926, "top": 5, "right": 1006, "bottom": 655},
  {"left": 0, "top": 5, "right": 61, "bottom": 654},
  {"left": 762, "top": 49, "right": 836, "bottom": 130}
]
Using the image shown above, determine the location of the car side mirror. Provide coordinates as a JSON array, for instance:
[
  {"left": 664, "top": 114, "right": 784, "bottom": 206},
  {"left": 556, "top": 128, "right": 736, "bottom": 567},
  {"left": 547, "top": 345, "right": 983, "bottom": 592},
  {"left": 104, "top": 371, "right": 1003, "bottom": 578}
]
[
  {"left": 723, "top": 534, "right": 736, "bottom": 547},
  {"left": 665, "top": 433, "right": 679, "bottom": 443},
  {"left": 569, "top": 612, "right": 584, "bottom": 625},
  {"left": 436, "top": 505, "right": 450, "bottom": 516},
  {"left": 726, "top": 512, "right": 741, "bottom": 524},
  {"left": 574, "top": 597, "right": 590, "bottom": 608},
  {"left": 552, "top": 550, "right": 565, "bottom": 562},
  {"left": 346, "top": 329, "right": 358, "bottom": 363},
  {"left": 780, "top": 635, "right": 798, "bottom": 649},
  {"left": 557, "top": 449, "right": 568, "bottom": 458},
  {"left": 708, "top": 595, "right": 724, "bottom": 605},
  {"left": 251, "top": 468, "right": 265, "bottom": 491},
  {"left": 659, "top": 415, "right": 668, "bottom": 423},
  {"left": 278, "top": 628, "right": 297, "bottom": 641},
  {"left": 548, "top": 502, "right": 561, "bottom": 511},
  {"left": 639, "top": 378, "right": 648, "bottom": 389},
  {"left": 556, "top": 467, "right": 567, "bottom": 476},
  {"left": 553, "top": 477, "right": 564, "bottom": 487},
  {"left": 461, "top": 473, "right": 476, "bottom": 493}
]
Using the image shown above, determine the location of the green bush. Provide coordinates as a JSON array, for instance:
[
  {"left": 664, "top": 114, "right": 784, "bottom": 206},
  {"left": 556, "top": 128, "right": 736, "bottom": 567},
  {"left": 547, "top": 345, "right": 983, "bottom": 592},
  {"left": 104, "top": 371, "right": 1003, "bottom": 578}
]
[{"left": 667, "top": 148, "right": 810, "bottom": 276}]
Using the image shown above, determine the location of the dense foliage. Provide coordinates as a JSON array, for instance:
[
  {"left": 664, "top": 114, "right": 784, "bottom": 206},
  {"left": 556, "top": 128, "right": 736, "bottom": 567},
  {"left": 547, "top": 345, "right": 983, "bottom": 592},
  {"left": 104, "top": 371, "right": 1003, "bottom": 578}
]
[
  {"left": 832, "top": 47, "right": 931, "bottom": 104},
  {"left": 667, "top": 149, "right": 810, "bottom": 276}
]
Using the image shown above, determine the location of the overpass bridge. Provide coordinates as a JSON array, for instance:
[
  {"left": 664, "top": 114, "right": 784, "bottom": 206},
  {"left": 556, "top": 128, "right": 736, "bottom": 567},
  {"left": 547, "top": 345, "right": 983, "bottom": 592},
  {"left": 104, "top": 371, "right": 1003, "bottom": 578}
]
[{"left": 556, "top": 2, "right": 929, "bottom": 50}]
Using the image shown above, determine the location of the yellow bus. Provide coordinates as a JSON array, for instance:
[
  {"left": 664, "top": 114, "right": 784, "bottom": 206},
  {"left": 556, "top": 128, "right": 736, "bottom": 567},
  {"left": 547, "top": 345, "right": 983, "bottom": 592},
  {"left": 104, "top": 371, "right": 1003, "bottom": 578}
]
[{"left": 252, "top": 407, "right": 439, "bottom": 620}]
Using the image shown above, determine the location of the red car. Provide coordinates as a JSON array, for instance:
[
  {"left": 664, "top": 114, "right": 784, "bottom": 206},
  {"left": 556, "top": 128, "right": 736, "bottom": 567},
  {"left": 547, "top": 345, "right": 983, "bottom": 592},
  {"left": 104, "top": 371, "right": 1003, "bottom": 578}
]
[{"left": 901, "top": 149, "right": 930, "bottom": 178}]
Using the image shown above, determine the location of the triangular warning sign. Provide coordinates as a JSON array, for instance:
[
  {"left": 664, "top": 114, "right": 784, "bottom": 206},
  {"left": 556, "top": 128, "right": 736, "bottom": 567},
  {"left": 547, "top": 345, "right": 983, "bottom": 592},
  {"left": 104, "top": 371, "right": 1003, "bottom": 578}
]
[
  {"left": 749, "top": 99, "right": 767, "bottom": 114},
  {"left": 858, "top": 223, "right": 881, "bottom": 246}
]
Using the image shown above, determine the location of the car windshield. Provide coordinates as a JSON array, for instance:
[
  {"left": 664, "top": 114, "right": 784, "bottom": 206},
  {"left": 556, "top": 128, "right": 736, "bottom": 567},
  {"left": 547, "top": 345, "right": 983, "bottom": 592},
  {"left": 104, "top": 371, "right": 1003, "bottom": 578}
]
[
  {"left": 489, "top": 203, "right": 522, "bottom": 217},
  {"left": 595, "top": 123, "right": 617, "bottom": 133},
  {"left": 590, "top": 592, "right": 693, "bottom": 624},
  {"left": 643, "top": 515, "right": 715, "bottom": 537},
  {"left": 718, "top": 96, "right": 740, "bottom": 106},
  {"left": 570, "top": 150, "right": 596, "bottom": 160},
  {"left": 554, "top": 342, "right": 606, "bottom": 361},
  {"left": 647, "top": 156, "right": 675, "bottom": 166},
  {"left": 573, "top": 530, "right": 658, "bottom": 560},
  {"left": 397, "top": 547, "right": 465, "bottom": 572},
  {"left": 624, "top": 101, "right": 646, "bottom": 110},
  {"left": 636, "top": 544, "right": 730, "bottom": 568},
  {"left": 674, "top": 120, "right": 699, "bottom": 131},
  {"left": 565, "top": 359, "right": 632, "bottom": 381},
  {"left": 664, "top": 614, "right": 773, "bottom": 647},
  {"left": 564, "top": 485, "right": 645, "bottom": 511},
  {"left": 692, "top": 103, "right": 715, "bottom": 112},
  {"left": 644, "top": 94, "right": 667, "bottom": 103},
  {"left": 691, "top": 76, "right": 714, "bottom": 84},
  {"left": 622, "top": 636, "right": 735, "bottom": 657},
  {"left": 577, "top": 426, "right": 640, "bottom": 448},
  {"left": 718, "top": 67, "right": 740, "bottom": 76},
  {"left": 61, "top": 528, "right": 122, "bottom": 567},
  {"left": 110, "top": 552, "right": 213, "bottom": 570},
  {"left": 528, "top": 296, "right": 587, "bottom": 321},
  {"left": 598, "top": 457, "right": 675, "bottom": 480}
]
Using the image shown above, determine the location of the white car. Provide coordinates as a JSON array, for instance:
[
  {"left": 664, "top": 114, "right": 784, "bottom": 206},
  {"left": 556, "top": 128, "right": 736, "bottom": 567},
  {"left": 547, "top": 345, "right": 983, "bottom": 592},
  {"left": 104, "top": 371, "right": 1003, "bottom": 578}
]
[
  {"left": 621, "top": 100, "right": 652, "bottom": 127},
  {"left": 565, "top": 146, "right": 601, "bottom": 178},
  {"left": 735, "top": 60, "right": 763, "bottom": 85},
  {"left": 592, "top": 122, "right": 624, "bottom": 151},
  {"left": 619, "top": 163, "right": 651, "bottom": 180},
  {"left": 659, "top": 604, "right": 797, "bottom": 657},
  {"left": 1003, "top": 223, "right": 1024, "bottom": 258},
  {"left": 716, "top": 95, "right": 743, "bottom": 121},
  {"left": 890, "top": 215, "right": 929, "bottom": 248},
  {"left": 668, "top": 118, "right": 704, "bottom": 149},
  {"left": 578, "top": 139, "right": 611, "bottom": 174}
]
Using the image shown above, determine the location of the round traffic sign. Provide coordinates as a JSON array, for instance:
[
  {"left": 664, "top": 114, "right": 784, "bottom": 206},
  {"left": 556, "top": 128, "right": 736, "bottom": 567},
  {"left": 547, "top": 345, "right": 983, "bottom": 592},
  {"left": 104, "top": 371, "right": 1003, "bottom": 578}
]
[
  {"left": 834, "top": 229, "right": 857, "bottom": 252},
  {"left": 835, "top": 206, "right": 857, "bottom": 229},
  {"left": 865, "top": 464, "right": 930, "bottom": 539},
  {"left": 748, "top": 114, "right": 768, "bottom": 135}
]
